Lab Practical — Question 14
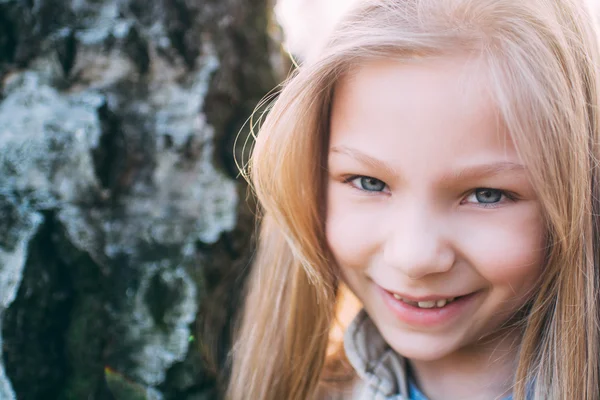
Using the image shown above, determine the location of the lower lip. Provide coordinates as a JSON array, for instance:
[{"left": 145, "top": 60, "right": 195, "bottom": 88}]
[{"left": 379, "top": 286, "right": 480, "bottom": 328}]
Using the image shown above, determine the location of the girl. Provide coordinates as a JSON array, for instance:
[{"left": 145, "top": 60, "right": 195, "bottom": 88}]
[{"left": 227, "top": 0, "right": 600, "bottom": 399}]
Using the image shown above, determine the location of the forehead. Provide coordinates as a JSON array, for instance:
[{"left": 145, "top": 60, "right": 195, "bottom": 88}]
[
  {"left": 328, "top": 56, "right": 519, "bottom": 176},
  {"left": 332, "top": 56, "right": 497, "bottom": 135}
]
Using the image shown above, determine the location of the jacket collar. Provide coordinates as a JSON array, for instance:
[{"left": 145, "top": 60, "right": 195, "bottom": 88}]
[{"left": 343, "top": 309, "right": 410, "bottom": 398}]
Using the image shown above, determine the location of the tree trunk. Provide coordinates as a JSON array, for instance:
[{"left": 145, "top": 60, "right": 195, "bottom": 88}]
[{"left": 0, "top": 1, "right": 279, "bottom": 399}]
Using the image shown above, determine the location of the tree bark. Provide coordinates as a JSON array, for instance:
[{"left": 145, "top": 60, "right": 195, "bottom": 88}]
[{"left": 0, "top": 0, "right": 279, "bottom": 399}]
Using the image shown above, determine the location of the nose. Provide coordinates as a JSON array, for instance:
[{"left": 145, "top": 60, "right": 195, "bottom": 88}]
[{"left": 382, "top": 205, "right": 456, "bottom": 280}]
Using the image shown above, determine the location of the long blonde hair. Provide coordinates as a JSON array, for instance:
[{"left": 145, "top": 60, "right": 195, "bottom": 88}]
[{"left": 227, "top": 1, "right": 600, "bottom": 399}]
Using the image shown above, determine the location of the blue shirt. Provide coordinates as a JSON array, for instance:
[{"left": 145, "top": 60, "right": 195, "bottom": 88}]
[{"left": 408, "top": 380, "right": 513, "bottom": 400}]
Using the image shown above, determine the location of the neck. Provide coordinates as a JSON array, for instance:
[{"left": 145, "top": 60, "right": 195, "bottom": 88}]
[{"left": 409, "top": 328, "right": 521, "bottom": 400}]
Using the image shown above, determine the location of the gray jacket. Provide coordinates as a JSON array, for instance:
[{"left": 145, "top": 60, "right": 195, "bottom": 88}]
[{"left": 321, "top": 310, "right": 410, "bottom": 399}]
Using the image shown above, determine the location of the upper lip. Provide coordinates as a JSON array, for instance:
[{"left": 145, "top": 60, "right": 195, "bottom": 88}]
[{"left": 380, "top": 286, "right": 473, "bottom": 302}]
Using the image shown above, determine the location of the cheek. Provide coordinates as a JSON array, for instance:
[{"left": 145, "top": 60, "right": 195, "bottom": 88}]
[
  {"left": 325, "top": 190, "right": 382, "bottom": 270},
  {"left": 456, "top": 204, "right": 546, "bottom": 284}
]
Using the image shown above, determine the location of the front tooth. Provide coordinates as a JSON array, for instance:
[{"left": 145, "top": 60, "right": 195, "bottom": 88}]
[
  {"left": 393, "top": 293, "right": 402, "bottom": 300},
  {"left": 417, "top": 300, "right": 436, "bottom": 308},
  {"left": 436, "top": 299, "right": 447, "bottom": 308},
  {"left": 448, "top": 297, "right": 455, "bottom": 303}
]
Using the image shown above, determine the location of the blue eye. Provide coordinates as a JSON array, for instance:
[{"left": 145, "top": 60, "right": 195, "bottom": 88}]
[
  {"left": 349, "top": 176, "right": 387, "bottom": 192},
  {"left": 465, "top": 188, "right": 505, "bottom": 205}
]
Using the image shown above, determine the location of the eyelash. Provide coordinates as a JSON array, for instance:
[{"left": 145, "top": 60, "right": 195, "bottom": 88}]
[{"left": 342, "top": 175, "right": 516, "bottom": 208}]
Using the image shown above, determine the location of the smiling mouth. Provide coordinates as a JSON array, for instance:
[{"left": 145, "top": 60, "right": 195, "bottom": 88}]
[{"left": 391, "top": 294, "right": 459, "bottom": 309}]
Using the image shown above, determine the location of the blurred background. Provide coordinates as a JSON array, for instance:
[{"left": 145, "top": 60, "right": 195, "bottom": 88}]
[{"left": 0, "top": 0, "right": 358, "bottom": 399}]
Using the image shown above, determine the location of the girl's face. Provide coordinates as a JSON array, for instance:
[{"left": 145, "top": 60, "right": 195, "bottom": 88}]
[{"left": 326, "top": 56, "right": 546, "bottom": 361}]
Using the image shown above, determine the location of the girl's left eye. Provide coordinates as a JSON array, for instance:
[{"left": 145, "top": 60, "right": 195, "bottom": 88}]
[
  {"left": 464, "top": 188, "right": 510, "bottom": 207},
  {"left": 347, "top": 176, "right": 387, "bottom": 192}
]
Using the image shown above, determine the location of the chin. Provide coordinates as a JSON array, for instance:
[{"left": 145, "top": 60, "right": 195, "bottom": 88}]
[
  {"left": 383, "top": 333, "right": 464, "bottom": 362},
  {"left": 392, "top": 346, "right": 454, "bottom": 362}
]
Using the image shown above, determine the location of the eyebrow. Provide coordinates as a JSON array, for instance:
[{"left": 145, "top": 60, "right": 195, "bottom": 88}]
[
  {"left": 450, "top": 161, "right": 526, "bottom": 181},
  {"left": 329, "top": 145, "right": 527, "bottom": 181},
  {"left": 329, "top": 145, "right": 399, "bottom": 177}
]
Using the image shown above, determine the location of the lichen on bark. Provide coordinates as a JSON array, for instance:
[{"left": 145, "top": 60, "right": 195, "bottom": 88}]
[
  {"left": 0, "top": 0, "right": 279, "bottom": 398},
  {"left": 0, "top": 195, "right": 43, "bottom": 400}
]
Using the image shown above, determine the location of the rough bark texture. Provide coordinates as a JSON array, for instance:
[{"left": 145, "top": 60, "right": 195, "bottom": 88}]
[{"left": 0, "top": 0, "right": 279, "bottom": 399}]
